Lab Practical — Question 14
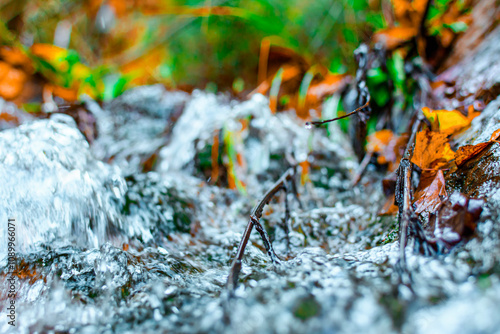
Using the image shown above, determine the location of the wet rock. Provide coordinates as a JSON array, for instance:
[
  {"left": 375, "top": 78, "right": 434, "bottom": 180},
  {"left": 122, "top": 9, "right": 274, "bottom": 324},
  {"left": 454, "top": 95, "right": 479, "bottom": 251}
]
[
  {"left": 405, "top": 278, "right": 500, "bottom": 334},
  {"left": 58, "top": 103, "right": 99, "bottom": 144},
  {"left": 0, "top": 116, "right": 128, "bottom": 259},
  {"left": 88, "top": 85, "right": 188, "bottom": 174},
  {"left": 121, "top": 172, "right": 199, "bottom": 242},
  {"left": 447, "top": 97, "right": 500, "bottom": 207},
  {"left": 443, "top": 0, "right": 500, "bottom": 71},
  {"left": 438, "top": 25, "right": 500, "bottom": 108},
  {"left": 426, "top": 193, "right": 484, "bottom": 250},
  {"left": 456, "top": 97, "right": 500, "bottom": 146},
  {"left": 0, "top": 113, "right": 218, "bottom": 263},
  {"left": 0, "top": 97, "right": 33, "bottom": 131}
]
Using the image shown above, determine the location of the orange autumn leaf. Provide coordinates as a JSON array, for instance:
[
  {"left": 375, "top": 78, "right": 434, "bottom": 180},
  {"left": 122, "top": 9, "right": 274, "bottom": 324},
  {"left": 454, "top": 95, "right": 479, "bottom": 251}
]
[
  {"left": 30, "top": 43, "right": 67, "bottom": 62},
  {"left": 0, "top": 47, "right": 33, "bottom": 72},
  {"left": 121, "top": 48, "right": 166, "bottom": 85},
  {"left": 454, "top": 142, "right": 491, "bottom": 167},
  {"left": 367, "top": 129, "right": 395, "bottom": 154},
  {"left": 46, "top": 84, "right": 78, "bottom": 101},
  {"left": 428, "top": 0, "right": 472, "bottom": 48},
  {"left": 366, "top": 130, "right": 408, "bottom": 171},
  {"left": 299, "top": 160, "right": 310, "bottom": 186},
  {"left": 373, "top": 27, "right": 417, "bottom": 50},
  {"left": 422, "top": 107, "right": 473, "bottom": 135},
  {"left": 392, "top": 0, "right": 428, "bottom": 28},
  {"left": 373, "top": 0, "right": 427, "bottom": 49},
  {"left": 211, "top": 131, "right": 220, "bottom": 184},
  {"left": 467, "top": 105, "right": 481, "bottom": 122},
  {"left": 280, "top": 65, "right": 302, "bottom": 82},
  {"left": 0, "top": 61, "right": 27, "bottom": 100},
  {"left": 491, "top": 128, "right": 500, "bottom": 141},
  {"left": 306, "top": 73, "right": 349, "bottom": 102},
  {"left": 254, "top": 64, "right": 301, "bottom": 96},
  {"left": 411, "top": 129, "right": 454, "bottom": 170},
  {"left": 379, "top": 194, "right": 399, "bottom": 215},
  {"left": 413, "top": 170, "right": 447, "bottom": 214},
  {"left": 454, "top": 129, "right": 500, "bottom": 167}
]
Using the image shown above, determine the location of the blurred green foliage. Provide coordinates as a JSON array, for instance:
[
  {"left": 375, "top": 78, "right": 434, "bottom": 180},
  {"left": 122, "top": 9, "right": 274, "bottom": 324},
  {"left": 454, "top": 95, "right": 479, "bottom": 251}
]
[{"left": 0, "top": 0, "right": 386, "bottom": 97}]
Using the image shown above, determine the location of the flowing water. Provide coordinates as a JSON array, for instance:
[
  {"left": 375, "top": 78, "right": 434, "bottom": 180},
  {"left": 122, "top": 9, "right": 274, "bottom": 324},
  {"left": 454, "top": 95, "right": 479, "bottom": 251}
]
[{"left": 1, "top": 85, "right": 500, "bottom": 334}]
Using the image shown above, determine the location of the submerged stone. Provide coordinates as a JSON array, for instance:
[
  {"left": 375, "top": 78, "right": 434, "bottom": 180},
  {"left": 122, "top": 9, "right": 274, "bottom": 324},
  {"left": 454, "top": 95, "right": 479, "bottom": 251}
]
[{"left": 0, "top": 116, "right": 128, "bottom": 259}]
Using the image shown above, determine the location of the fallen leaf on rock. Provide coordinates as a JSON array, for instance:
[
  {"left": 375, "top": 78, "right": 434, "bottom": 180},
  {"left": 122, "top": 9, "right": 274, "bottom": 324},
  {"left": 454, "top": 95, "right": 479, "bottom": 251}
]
[
  {"left": 411, "top": 129, "right": 454, "bottom": 170},
  {"left": 422, "top": 106, "right": 473, "bottom": 135},
  {"left": 454, "top": 142, "right": 491, "bottom": 167},
  {"left": 428, "top": 192, "right": 484, "bottom": 249},
  {"left": 455, "top": 128, "right": 500, "bottom": 166},
  {"left": 413, "top": 170, "right": 447, "bottom": 214},
  {"left": 491, "top": 128, "right": 500, "bottom": 141},
  {"left": 58, "top": 103, "right": 98, "bottom": 143}
]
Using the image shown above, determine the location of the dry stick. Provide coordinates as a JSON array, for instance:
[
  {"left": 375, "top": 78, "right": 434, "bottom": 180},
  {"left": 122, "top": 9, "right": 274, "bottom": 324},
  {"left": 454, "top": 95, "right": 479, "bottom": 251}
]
[
  {"left": 227, "top": 99, "right": 373, "bottom": 290},
  {"left": 352, "top": 151, "right": 373, "bottom": 186},
  {"left": 395, "top": 116, "right": 423, "bottom": 274},
  {"left": 306, "top": 98, "right": 371, "bottom": 127},
  {"left": 226, "top": 168, "right": 296, "bottom": 290},
  {"left": 283, "top": 183, "right": 291, "bottom": 252},
  {"left": 284, "top": 152, "right": 304, "bottom": 211},
  {"left": 305, "top": 98, "right": 371, "bottom": 184}
]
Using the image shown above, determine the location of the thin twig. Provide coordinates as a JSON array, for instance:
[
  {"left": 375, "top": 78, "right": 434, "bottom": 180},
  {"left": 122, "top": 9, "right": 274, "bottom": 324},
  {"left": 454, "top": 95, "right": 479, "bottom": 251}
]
[
  {"left": 352, "top": 151, "right": 373, "bottom": 186},
  {"left": 395, "top": 116, "right": 422, "bottom": 275},
  {"left": 226, "top": 168, "right": 298, "bottom": 290},
  {"left": 306, "top": 98, "right": 371, "bottom": 127},
  {"left": 283, "top": 183, "right": 291, "bottom": 252}
]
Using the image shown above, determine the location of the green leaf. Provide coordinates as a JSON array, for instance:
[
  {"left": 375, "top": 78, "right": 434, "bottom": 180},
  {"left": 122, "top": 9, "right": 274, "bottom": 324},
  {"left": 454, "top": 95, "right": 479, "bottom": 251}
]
[
  {"left": 367, "top": 67, "right": 388, "bottom": 85},
  {"left": 21, "top": 103, "right": 42, "bottom": 113},
  {"left": 445, "top": 21, "right": 468, "bottom": 33}
]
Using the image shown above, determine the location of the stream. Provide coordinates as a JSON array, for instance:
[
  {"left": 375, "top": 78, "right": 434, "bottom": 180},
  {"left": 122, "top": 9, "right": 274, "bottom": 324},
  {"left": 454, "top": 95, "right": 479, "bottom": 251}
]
[{"left": 1, "top": 56, "right": 500, "bottom": 333}]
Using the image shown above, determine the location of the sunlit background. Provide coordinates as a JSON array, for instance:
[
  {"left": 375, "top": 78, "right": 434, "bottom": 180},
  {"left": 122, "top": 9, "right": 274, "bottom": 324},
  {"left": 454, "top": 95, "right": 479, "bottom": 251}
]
[
  {"left": 0, "top": 0, "right": 387, "bottom": 96},
  {"left": 1, "top": 0, "right": 472, "bottom": 119}
]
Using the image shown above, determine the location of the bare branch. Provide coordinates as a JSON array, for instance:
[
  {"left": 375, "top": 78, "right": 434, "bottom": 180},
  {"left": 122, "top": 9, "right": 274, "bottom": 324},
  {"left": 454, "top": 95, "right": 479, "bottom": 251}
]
[
  {"left": 306, "top": 98, "right": 371, "bottom": 127},
  {"left": 226, "top": 168, "right": 298, "bottom": 290}
]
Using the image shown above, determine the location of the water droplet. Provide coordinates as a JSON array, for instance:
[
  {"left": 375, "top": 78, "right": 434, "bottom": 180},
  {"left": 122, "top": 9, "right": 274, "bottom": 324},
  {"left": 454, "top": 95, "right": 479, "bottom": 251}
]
[{"left": 305, "top": 122, "right": 312, "bottom": 129}]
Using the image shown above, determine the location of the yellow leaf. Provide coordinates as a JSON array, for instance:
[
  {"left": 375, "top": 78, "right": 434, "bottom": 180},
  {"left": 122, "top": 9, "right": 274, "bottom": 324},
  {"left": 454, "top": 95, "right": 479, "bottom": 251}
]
[{"left": 422, "top": 107, "right": 471, "bottom": 135}]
